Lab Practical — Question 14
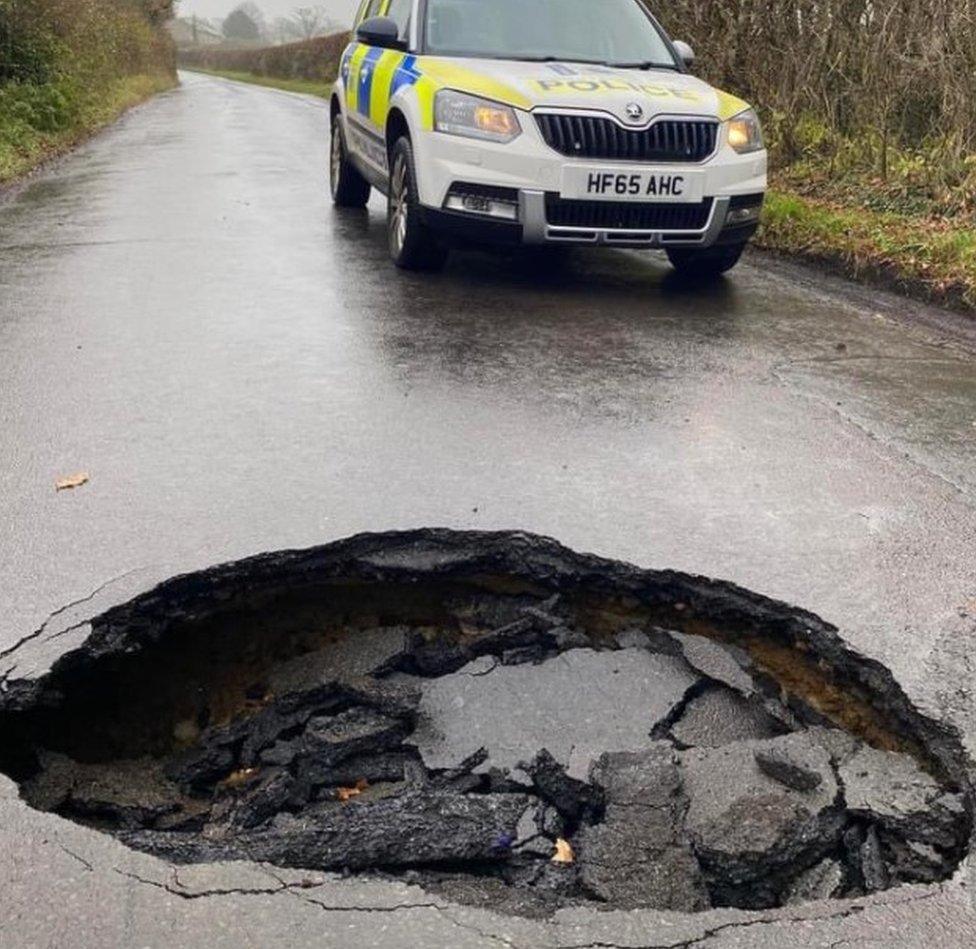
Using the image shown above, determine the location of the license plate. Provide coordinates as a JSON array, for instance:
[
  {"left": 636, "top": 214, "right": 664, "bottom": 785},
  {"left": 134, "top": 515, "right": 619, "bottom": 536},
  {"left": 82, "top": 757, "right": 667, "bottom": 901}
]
[{"left": 560, "top": 167, "right": 705, "bottom": 203}]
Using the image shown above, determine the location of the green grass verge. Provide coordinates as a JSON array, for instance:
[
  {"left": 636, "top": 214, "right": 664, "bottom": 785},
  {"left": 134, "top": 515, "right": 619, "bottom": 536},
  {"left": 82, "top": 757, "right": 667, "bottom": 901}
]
[
  {"left": 182, "top": 67, "right": 331, "bottom": 99},
  {"left": 0, "top": 72, "right": 177, "bottom": 186},
  {"left": 757, "top": 188, "right": 976, "bottom": 312}
]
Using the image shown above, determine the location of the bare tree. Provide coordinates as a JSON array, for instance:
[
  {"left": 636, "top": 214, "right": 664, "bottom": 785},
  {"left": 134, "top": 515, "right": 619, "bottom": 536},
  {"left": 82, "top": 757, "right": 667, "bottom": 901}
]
[
  {"left": 223, "top": 1, "right": 267, "bottom": 42},
  {"left": 291, "top": 6, "right": 330, "bottom": 40},
  {"left": 271, "top": 16, "right": 303, "bottom": 44}
]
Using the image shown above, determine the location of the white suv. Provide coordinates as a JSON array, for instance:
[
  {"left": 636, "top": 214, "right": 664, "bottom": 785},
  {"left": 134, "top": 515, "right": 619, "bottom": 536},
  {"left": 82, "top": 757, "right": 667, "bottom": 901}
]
[{"left": 330, "top": 0, "right": 767, "bottom": 274}]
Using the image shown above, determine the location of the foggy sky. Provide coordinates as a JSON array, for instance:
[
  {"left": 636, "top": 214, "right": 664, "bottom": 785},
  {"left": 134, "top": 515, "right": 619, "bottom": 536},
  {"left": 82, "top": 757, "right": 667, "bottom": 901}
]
[{"left": 176, "top": 0, "right": 361, "bottom": 28}]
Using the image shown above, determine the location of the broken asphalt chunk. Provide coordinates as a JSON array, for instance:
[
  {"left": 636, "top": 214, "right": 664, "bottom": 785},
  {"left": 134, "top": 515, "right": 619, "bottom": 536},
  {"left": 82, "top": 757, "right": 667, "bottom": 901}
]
[
  {"left": 164, "top": 742, "right": 236, "bottom": 791},
  {"left": 519, "top": 749, "right": 602, "bottom": 825},
  {"left": 663, "top": 630, "right": 755, "bottom": 695},
  {"left": 682, "top": 732, "right": 843, "bottom": 904},
  {"left": 26, "top": 754, "right": 184, "bottom": 828},
  {"left": 614, "top": 628, "right": 651, "bottom": 650},
  {"left": 754, "top": 745, "right": 824, "bottom": 791},
  {"left": 881, "top": 834, "right": 951, "bottom": 884},
  {"left": 412, "top": 647, "right": 699, "bottom": 777},
  {"left": 859, "top": 825, "right": 890, "bottom": 893},
  {"left": 576, "top": 746, "right": 710, "bottom": 911},
  {"left": 219, "top": 767, "right": 295, "bottom": 831},
  {"left": 784, "top": 858, "right": 845, "bottom": 904},
  {"left": 268, "top": 626, "right": 417, "bottom": 695},
  {"left": 299, "top": 707, "right": 409, "bottom": 778},
  {"left": 669, "top": 686, "right": 784, "bottom": 749},
  {"left": 838, "top": 744, "right": 966, "bottom": 849},
  {"left": 239, "top": 706, "right": 314, "bottom": 767},
  {"left": 125, "top": 791, "right": 533, "bottom": 871}
]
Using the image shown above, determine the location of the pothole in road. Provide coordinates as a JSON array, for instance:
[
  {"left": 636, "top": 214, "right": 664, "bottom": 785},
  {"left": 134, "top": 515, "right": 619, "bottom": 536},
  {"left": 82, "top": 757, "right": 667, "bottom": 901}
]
[{"left": 0, "top": 531, "right": 970, "bottom": 917}]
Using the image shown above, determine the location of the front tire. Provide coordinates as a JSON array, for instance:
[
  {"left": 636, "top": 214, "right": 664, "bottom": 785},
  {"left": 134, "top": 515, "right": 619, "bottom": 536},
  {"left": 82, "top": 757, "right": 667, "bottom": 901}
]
[
  {"left": 388, "top": 137, "right": 448, "bottom": 272},
  {"left": 666, "top": 243, "right": 746, "bottom": 277},
  {"left": 330, "top": 119, "right": 370, "bottom": 208}
]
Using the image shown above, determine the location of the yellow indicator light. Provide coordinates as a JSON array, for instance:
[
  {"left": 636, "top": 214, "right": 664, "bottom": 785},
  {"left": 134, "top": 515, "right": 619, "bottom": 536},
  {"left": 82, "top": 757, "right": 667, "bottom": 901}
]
[{"left": 475, "top": 106, "right": 517, "bottom": 137}]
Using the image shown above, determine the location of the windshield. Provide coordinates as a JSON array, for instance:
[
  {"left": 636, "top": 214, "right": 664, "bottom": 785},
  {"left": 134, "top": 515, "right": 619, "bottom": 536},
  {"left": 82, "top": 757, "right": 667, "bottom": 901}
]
[{"left": 423, "top": 0, "right": 678, "bottom": 68}]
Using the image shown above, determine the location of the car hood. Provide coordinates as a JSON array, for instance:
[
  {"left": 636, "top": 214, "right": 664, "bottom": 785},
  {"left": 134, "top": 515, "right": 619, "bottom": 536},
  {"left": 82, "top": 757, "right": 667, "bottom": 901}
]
[{"left": 419, "top": 56, "right": 750, "bottom": 122}]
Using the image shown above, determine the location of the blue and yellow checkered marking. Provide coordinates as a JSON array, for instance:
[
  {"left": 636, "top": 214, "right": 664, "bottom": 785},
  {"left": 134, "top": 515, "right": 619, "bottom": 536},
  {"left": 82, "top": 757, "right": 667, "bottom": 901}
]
[
  {"left": 391, "top": 55, "right": 422, "bottom": 97},
  {"left": 341, "top": 43, "right": 424, "bottom": 128},
  {"left": 342, "top": 44, "right": 367, "bottom": 112},
  {"left": 339, "top": 45, "right": 531, "bottom": 132},
  {"left": 356, "top": 46, "right": 386, "bottom": 117}
]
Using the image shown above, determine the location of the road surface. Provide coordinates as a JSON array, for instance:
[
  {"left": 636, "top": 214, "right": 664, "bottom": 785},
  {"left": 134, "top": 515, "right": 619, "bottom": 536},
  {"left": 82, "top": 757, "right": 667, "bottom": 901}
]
[{"left": 1, "top": 72, "right": 975, "bottom": 947}]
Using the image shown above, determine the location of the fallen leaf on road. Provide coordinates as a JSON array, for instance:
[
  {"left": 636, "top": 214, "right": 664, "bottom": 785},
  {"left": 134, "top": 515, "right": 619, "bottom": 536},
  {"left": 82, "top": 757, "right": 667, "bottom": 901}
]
[
  {"left": 337, "top": 777, "right": 368, "bottom": 802},
  {"left": 552, "top": 838, "right": 574, "bottom": 864},
  {"left": 55, "top": 472, "right": 89, "bottom": 492}
]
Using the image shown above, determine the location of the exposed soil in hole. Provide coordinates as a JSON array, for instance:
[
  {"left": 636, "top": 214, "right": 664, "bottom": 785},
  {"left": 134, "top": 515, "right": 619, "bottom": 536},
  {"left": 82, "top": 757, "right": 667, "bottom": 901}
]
[{"left": 0, "top": 530, "right": 971, "bottom": 917}]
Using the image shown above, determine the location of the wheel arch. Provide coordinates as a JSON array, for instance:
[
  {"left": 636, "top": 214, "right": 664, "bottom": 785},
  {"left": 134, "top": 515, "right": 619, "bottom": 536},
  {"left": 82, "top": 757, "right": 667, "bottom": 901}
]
[{"left": 385, "top": 107, "right": 411, "bottom": 164}]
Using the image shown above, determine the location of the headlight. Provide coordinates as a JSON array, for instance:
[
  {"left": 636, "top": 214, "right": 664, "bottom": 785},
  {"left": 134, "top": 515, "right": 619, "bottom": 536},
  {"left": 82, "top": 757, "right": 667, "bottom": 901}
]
[
  {"left": 727, "top": 108, "right": 764, "bottom": 154},
  {"left": 434, "top": 90, "right": 521, "bottom": 144}
]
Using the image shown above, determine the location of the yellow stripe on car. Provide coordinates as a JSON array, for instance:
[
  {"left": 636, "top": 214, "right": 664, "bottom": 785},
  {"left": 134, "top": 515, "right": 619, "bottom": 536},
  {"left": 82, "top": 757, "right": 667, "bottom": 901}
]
[
  {"left": 715, "top": 89, "right": 750, "bottom": 121},
  {"left": 370, "top": 50, "right": 406, "bottom": 125},
  {"left": 420, "top": 59, "right": 533, "bottom": 112},
  {"left": 414, "top": 75, "right": 438, "bottom": 130},
  {"left": 345, "top": 44, "right": 370, "bottom": 113}
]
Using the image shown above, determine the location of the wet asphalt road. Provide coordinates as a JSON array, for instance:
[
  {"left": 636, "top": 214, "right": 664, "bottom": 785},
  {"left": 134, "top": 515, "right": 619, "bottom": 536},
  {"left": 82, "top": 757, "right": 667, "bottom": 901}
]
[{"left": 2, "top": 72, "right": 976, "bottom": 946}]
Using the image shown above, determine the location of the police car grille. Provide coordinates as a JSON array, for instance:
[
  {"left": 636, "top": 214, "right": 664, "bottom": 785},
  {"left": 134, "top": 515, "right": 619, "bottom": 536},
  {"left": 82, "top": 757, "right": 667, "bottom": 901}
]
[
  {"left": 536, "top": 115, "right": 718, "bottom": 161},
  {"left": 545, "top": 195, "right": 713, "bottom": 230}
]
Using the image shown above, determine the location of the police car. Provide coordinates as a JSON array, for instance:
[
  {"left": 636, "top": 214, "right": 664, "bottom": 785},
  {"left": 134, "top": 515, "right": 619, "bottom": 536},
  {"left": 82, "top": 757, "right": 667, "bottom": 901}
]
[{"left": 330, "top": 0, "right": 767, "bottom": 273}]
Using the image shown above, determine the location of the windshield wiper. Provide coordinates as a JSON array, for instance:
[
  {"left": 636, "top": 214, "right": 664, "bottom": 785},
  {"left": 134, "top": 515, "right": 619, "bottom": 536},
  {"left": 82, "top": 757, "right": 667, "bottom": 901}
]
[
  {"left": 607, "top": 60, "right": 680, "bottom": 71},
  {"left": 459, "top": 54, "right": 681, "bottom": 70},
  {"left": 511, "top": 55, "right": 617, "bottom": 66}
]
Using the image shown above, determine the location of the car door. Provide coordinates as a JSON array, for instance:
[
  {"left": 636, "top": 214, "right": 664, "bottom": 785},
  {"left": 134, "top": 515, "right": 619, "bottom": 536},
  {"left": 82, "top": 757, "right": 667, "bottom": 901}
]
[
  {"left": 342, "top": 0, "right": 385, "bottom": 166},
  {"left": 344, "top": 0, "right": 413, "bottom": 175}
]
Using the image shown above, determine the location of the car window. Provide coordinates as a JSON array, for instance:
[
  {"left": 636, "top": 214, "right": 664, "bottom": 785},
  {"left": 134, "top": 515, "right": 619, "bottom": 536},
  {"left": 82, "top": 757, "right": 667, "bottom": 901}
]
[
  {"left": 385, "top": 0, "right": 412, "bottom": 39},
  {"left": 425, "top": 0, "right": 677, "bottom": 68},
  {"left": 354, "top": 0, "right": 372, "bottom": 25},
  {"left": 362, "top": 0, "right": 384, "bottom": 23}
]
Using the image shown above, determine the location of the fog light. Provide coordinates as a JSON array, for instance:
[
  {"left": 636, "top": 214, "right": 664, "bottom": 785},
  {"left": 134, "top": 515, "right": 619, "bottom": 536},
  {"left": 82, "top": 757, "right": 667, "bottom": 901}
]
[
  {"left": 462, "top": 195, "right": 491, "bottom": 213},
  {"left": 727, "top": 205, "right": 761, "bottom": 224},
  {"left": 443, "top": 194, "right": 518, "bottom": 220},
  {"left": 445, "top": 190, "right": 519, "bottom": 221}
]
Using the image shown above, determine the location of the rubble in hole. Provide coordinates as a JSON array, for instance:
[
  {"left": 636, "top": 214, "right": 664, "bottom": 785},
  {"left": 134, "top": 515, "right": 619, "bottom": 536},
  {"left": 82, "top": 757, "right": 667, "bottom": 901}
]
[{"left": 0, "top": 530, "right": 970, "bottom": 917}]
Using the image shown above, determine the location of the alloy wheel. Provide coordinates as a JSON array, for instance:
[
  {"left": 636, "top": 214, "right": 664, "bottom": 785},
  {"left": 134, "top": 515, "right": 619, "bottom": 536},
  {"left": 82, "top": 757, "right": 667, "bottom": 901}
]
[
  {"left": 389, "top": 155, "right": 409, "bottom": 257},
  {"left": 330, "top": 124, "right": 342, "bottom": 198}
]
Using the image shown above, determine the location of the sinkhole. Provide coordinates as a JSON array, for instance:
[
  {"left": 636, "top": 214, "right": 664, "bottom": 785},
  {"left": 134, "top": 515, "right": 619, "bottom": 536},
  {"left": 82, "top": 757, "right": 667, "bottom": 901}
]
[{"left": 0, "top": 530, "right": 970, "bottom": 917}]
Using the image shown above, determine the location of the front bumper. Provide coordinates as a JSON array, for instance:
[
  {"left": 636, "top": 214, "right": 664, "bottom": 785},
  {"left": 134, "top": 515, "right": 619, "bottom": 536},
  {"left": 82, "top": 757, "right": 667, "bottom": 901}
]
[
  {"left": 419, "top": 191, "right": 762, "bottom": 249},
  {"left": 521, "top": 190, "right": 730, "bottom": 247},
  {"left": 413, "top": 116, "right": 767, "bottom": 249}
]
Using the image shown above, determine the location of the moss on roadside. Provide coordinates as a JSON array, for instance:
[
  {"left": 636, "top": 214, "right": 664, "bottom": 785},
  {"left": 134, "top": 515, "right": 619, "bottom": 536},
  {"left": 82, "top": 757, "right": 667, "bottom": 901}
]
[
  {"left": 758, "top": 188, "right": 976, "bottom": 312},
  {"left": 181, "top": 67, "right": 331, "bottom": 99},
  {"left": 0, "top": 71, "right": 176, "bottom": 184}
]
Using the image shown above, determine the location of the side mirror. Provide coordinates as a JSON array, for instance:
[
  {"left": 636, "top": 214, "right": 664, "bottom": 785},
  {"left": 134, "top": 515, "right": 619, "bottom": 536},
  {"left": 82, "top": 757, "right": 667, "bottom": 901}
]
[
  {"left": 356, "top": 16, "right": 406, "bottom": 50},
  {"left": 673, "top": 40, "right": 695, "bottom": 69}
]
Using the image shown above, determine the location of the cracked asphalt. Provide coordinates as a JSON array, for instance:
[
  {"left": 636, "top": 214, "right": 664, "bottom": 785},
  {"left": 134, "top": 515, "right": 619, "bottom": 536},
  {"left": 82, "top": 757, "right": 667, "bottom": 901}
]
[{"left": 1, "top": 72, "right": 976, "bottom": 946}]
